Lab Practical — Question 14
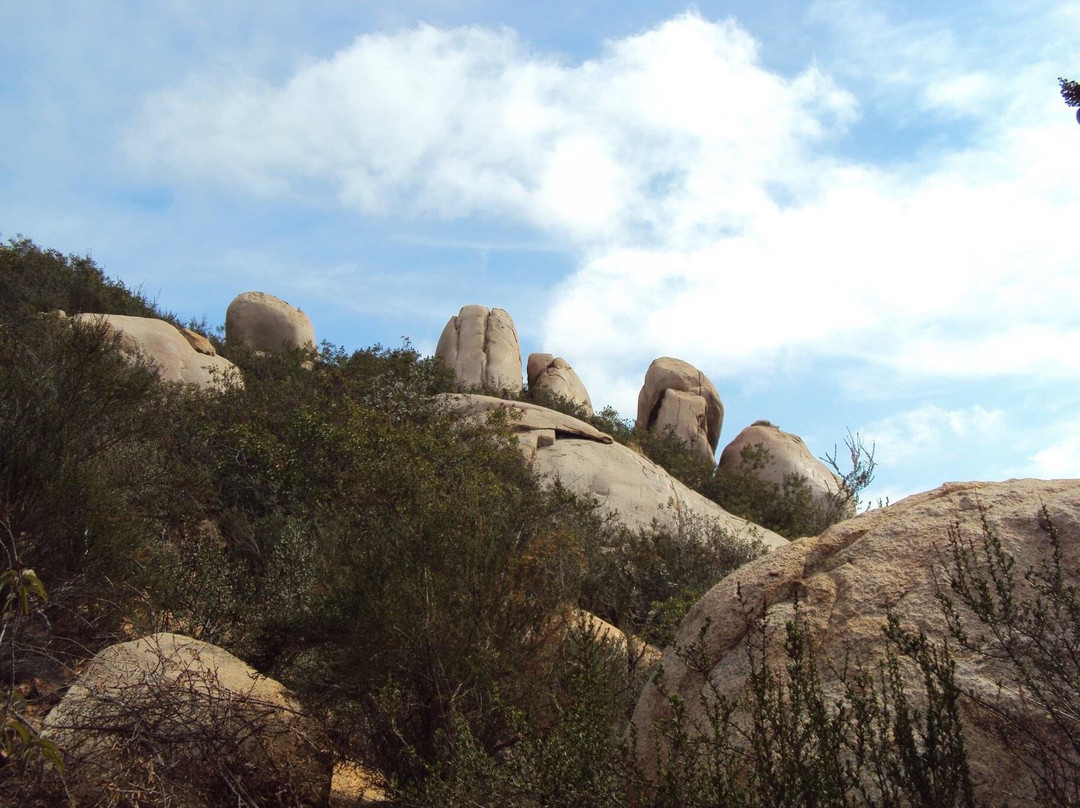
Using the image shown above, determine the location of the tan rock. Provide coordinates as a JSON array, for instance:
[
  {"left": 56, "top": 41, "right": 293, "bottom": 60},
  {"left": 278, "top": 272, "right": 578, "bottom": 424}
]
[
  {"left": 636, "top": 357, "right": 723, "bottom": 462},
  {"left": 531, "top": 438, "right": 785, "bottom": 549},
  {"left": 435, "top": 305, "right": 522, "bottom": 391},
  {"left": 225, "top": 290, "right": 315, "bottom": 353},
  {"left": 718, "top": 420, "right": 852, "bottom": 521},
  {"left": 44, "top": 633, "right": 332, "bottom": 807},
  {"left": 180, "top": 327, "right": 216, "bottom": 356},
  {"left": 440, "top": 394, "right": 786, "bottom": 550},
  {"left": 570, "top": 608, "right": 661, "bottom": 667},
  {"left": 74, "top": 313, "right": 239, "bottom": 390},
  {"left": 631, "top": 479, "right": 1080, "bottom": 804},
  {"left": 438, "top": 393, "right": 611, "bottom": 452},
  {"left": 527, "top": 353, "right": 593, "bottom": 414}
]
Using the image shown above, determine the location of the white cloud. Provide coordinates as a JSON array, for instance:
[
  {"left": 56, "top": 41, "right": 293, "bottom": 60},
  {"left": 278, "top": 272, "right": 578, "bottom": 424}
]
[
  {"left": 127, "top": 9, "right": 1080, "bottom": 416},
  {"left": 860, "top": 405, "right": 1005, "bottom": 467},
  {"left": 1028, "top": 420, "right": 1080, "bottom": 479},
  {"left": 128, "top": 13, "right": 856, "bottom": 247}
]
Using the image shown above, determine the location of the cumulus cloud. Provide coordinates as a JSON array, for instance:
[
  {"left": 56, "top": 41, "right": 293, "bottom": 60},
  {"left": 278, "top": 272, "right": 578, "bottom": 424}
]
[
  {"left": 1028, "top": 420, "right": 1080, "bottom": 479},
  {"left": 860, "top": 405, "right": 1005, "bottom": 467},
  {"left": 127, "top": 8, "right": 1080, "bottom": 413},
  {"left": 127, "top": 13, "right": 856, "bottom": 246}
]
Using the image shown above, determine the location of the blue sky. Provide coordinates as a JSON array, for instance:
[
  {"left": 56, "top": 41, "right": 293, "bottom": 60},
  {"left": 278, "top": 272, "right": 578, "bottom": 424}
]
[{"left": 3, "top": 0, "right": 1079, "bottom": 505}]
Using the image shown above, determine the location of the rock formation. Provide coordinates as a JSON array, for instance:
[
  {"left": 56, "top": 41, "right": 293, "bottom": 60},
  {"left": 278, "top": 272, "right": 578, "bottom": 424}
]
[
  {"left": 527, "top": 353, "right": 593, "bottom": 414},
  {"left": 436, "top": 305, "right": 522, "bottom": 391},
  {"left": 225, "top": 290, "right": 315, "bottom": 353},
  {"left": 636, "top": 357, "right": 723, "bottom": 463},
  {"left": 718, "top": 420, "right": 852, "bottom": 521},
  {"left": 631, "top": 478, "right": 1080, "bottom": 804},
  {"left": 180, "top": 326, "right": 216, "bottom": 356},
  {"left": 73, "top": 313, "right": 239, "bottom": 390},
  {"left": 44, "top": 633, "right": 332, "bottom": 807},
  {"left": 440, "top": 394, "right": 786, "bottom": 549}
]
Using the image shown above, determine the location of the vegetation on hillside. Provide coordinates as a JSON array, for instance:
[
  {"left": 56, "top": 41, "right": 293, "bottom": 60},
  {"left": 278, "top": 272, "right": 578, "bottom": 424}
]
[{"left": 1, "top": 237, "right": 1076, "bottom": 807}]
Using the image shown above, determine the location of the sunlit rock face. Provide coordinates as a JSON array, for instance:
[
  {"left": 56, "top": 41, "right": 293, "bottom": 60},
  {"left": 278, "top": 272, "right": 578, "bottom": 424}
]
[
  {"left": 73, "top": 313, "right": 239, "bottom": 390},
  {"left": 636, "top": 357, "right": 723, "bottom": 463},
  {"left": 440, "top": 393, "right": 786, "bottom": 550},
  {"left": 225, "top": 291, "right": 315, "bottom": 353},
  {"left": 632, "top": 478, "right": 1080, "bottom": 806},
  {"left": 436, "top": 304, "right": 522, "bottom": 392},
  {"left": 718, "top": 420, "right": 851, "bottom": 519},
  {"left": 527, "top": 352, "right": 593, "bottom": 414}
]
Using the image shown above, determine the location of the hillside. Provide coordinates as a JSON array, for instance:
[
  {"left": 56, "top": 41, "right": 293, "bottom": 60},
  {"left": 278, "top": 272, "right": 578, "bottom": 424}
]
[{"left": 2, "top": 238, "right": 1077, "bottom": 807}]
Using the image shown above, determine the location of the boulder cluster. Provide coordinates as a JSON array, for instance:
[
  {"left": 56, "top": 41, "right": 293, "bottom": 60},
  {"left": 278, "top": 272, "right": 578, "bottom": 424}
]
[
  {"left": 434, "top": 304, "right": 844, "bottom": 521},
  {"left": 69, "top": 290, "right": 316, "bottom": 391}
]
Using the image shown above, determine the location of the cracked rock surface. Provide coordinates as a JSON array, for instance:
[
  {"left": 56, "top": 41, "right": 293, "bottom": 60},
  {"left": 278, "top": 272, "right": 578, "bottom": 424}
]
[
  {"left": 436, "top": 305, "right": 522, "bottom": 392},
  {"left": 636, "top": 357, "right": 723, "bottom": 463}
]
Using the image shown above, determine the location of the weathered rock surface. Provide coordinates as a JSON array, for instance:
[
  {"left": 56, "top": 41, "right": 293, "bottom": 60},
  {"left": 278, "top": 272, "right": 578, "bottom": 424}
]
[
  {"left": 439, "top": 393, "right": 612, "bottom": 452},
  {"left": 636, "top": 357, "right": 723, "bottom": 463},
  {"left": 180, "top": 327, "right": 216, "bottom": 356},
  {"left": 436, "top": 305, "right": 522, "bottom": 391},
  {"left": 440, "top": 394, "right": 785, "bottom": 550},
  {"left": 718, "top": 420, "right": 851, "bottom": 519},
  {"left": 632, "top": 479, "right": 1080, "bottom": 804},
  {"left": 44, "top": 633, "right": 332, "bottom": 807},
  {"left": 74, "top": 313, "right": 239, "bottom": 390},
  {"left": 527, "top": 353, "right": 593, "bottom": 414},
  {"left": 225, "top": 290, "right": 315, "bottom": 353}
]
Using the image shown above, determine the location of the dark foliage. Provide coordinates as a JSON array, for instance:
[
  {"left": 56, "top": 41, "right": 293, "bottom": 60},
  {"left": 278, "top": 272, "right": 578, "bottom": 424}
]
[
  {"left": 941, "top": 506, "right": 1080, "bottom": 806},
  {"left": 1060, "top": 77, "right": 1080, "bottom": 108},
  {"left": 0, "top": 237, "right": 161, "bottom": 328}
]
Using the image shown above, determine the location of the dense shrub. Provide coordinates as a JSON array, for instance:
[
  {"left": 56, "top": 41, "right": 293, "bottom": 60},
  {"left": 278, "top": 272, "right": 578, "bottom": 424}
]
[
  {"left": 942, "top": 507, "right": 1080, "bottom": 806},
  {"left": 0, "top": 237, "right": 161, "bottom": 327},
  {"left": 643, "top": 604, "right": 977, "bottom": 808},
  {"left": 0, "top": 314, "right": 182, "bottom": 643},
  {"left": 579, "top": 516, "right": 765, "bottom": 648}
]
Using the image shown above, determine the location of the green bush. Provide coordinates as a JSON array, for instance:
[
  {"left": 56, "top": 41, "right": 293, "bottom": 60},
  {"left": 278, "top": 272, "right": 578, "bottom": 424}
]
[
  {"left": 941, "top": 506, "right": 1080, "bottom": 806},
  {"left": 579, "top": 515, "right": 765, "bottom": 648},
  {"left": 0, "top": 314, "right": 181, "bottom": 641},
  {"left": 644, "top": 604, "right": 977, "bottom": 808},
  {"left": 0, "top": 237, "right": 163, "bottom": 327}
]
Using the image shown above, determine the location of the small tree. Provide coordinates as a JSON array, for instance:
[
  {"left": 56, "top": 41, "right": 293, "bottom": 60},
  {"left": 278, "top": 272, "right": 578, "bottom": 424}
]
[{"left": 1060, "top": 77, "right": 1080, "bottom": 124}]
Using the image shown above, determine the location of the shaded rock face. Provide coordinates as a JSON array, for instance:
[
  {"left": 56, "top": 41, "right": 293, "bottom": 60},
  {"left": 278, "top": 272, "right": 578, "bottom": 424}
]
[
  {"left": 636, "top": 357, "right": 723, "bottom": 463},
  {"left": 225, "top": 291, "right": 315, "bottom": 353},
  {"left": 631, "top": 479, "right": 1080, "bottom": 805},
  {"left": 44, "top": 633, "right": 332, "bottom": 807},
  {"left": 74, "top": 313, "right": 239, "bottom": 390},
  {"left": 436, "top": 305, "right": 522, "bottom": 391},
  {"left": 440, "top": 394, "right": 786, "bottom": 550},
  {"left": 718, "top": 420, "right": 851, "bottom": 519},
  {"left": 527, "top": 353, "right": 593, "bottom": 414}
]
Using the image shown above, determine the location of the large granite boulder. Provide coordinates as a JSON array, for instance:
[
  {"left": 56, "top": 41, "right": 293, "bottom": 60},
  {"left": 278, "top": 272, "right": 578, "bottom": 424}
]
[
  {"left": 440, "top": 394, "right": 785, "bottom": 550},
  {"left": 527, "top": 353, "right": 593, "bottom": 415},
  {"left": 436, "top": 305, "right": 522, "bottom": 392},
  {"left": 73, "top": 313, "right": 239, "bottom": 390},
  {"left": 718, "top": 420, "right": 852, "bottom": 520},
  {"left": 44, "top": 633, "right": 332, "bottom": 807},
  {"left": 631, "top": 479, "right": 1080, "bottom": 804},
  {"left": 636, "top": 357, "right": 723, "bottom": 463},
  {"left": 225, "top": 291, "right": 315, "bottom": 353}
]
